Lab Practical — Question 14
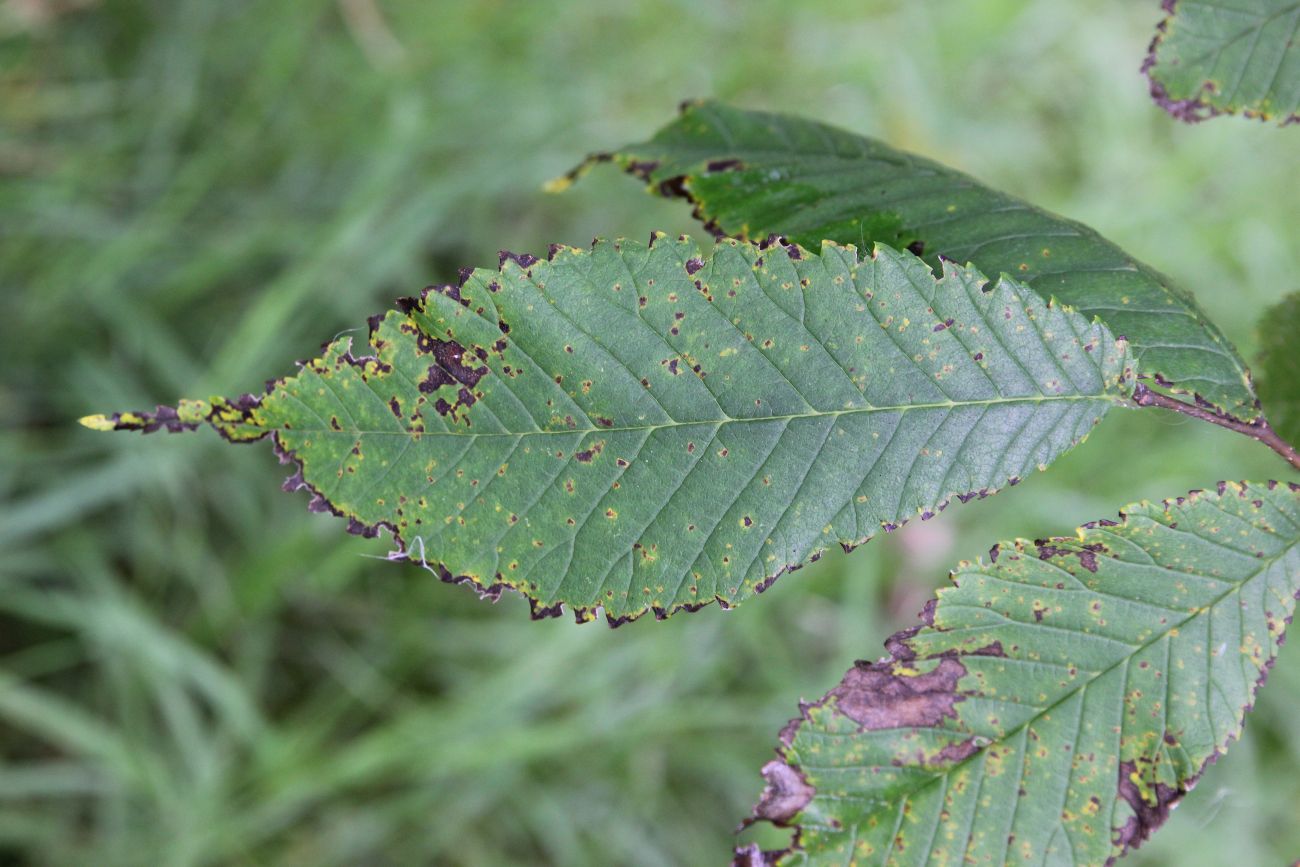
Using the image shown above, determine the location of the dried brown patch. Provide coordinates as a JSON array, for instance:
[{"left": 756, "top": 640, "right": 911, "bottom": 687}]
[
  {"left": 750, "top": 760, "right": 815, "bottom": 826},
  {"left": 831, "top": 657, "right": 966, "bottom": 730}
]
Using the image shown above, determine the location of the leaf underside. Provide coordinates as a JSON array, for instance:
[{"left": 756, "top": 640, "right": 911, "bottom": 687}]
[
  {"left": 1255, "top": 292, "right": 1300, "bottom": 447},
  {"left": 575, "top": 101, "right": 1257, "bottom": 421},
  {"left": 1145, "top": 0, "right": 1300, "bottom": 124},
  {"left": 85, "top": 237, "right": 1132, "bottom": 623},
  {"left": 739, "top": 481, "right": 1300, "bottom": 866}
]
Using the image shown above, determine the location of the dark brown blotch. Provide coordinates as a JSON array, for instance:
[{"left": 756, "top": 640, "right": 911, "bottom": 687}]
[
  {"left": 830, "top": 657, "right": 967, "bottom": 731},
  {"left": 1113, "top": 759, "right": 1182, "bottom": 855},
  {"left": 749, "top": 760, "right": 814, "bottom": 826}
]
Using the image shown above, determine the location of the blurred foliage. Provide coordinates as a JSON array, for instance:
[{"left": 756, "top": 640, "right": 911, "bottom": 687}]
[
  {"left": 1, "top": 0, "right": 1298, "bottom": 864},
  {"left": 1258, "top": 292, "right": 1300, "bottom": 449}
]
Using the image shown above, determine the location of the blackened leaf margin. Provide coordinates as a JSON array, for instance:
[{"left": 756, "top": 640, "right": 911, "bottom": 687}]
[
  {"left": 83, "top": 236, "right": 1133, "bottom": 624},
  {"left": 1145, "top": 0, "right": 1300, "bottom": 124},
  {"left": 574, "top": 100, "right": 1257, "bottom": 421},
  {"left": 740, "top": 481, "right": 1300, "bottom": 865}
]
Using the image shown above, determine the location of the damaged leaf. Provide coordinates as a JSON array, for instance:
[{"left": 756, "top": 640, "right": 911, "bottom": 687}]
[
  {"left": 573, "top": 100, "right": 1258, "bottom": 421},
  {"left": 1256, "top": 292, "right": 1300, "bottom": 447},
  {"left": 83, "top": 236, "right": 1133, "bottom": 623},
  {"left": 1145, "top": 0, "right": 1300, "bottom": 124},
  {"left": 739, "top": 481, "right": 1300, "bottom": 866}
]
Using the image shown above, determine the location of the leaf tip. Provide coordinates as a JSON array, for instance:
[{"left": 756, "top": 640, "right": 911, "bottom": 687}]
[
  {"left": 78, "top": 413, "right": 119, "bottom": 431},
  {"left": 541, "top": 173, "right": 574, "bottom": 194},
  {"left": 77, "top": 404, "right": 205, "bottom": 434}
]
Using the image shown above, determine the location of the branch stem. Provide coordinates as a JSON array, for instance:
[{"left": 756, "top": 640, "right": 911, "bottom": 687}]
[{"left": 1133, "top": 383, "right": 1300, "bottom": 472}]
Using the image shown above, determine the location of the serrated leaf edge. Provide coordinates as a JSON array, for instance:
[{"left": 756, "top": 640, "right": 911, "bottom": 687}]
[
  {"left": 569, "top": 100, "right": 1261, "bottom": 421},
  {"left": 83, "top": 234, "right": 1135, "bottom": 627},
  {"left": 1143, "top": 0, "right": 1300, "bottom": 125},
  {"left": 738, "top": 480, "right": 1300, "bottom": 866}
]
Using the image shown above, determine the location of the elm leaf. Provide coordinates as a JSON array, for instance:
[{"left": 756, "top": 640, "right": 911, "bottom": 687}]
[
  {"left": 83, "top": 236, "right": 1133, "bottom": 623},
  {"left": 575, "top": 101, "right": 1257, "bottom": 421},
  {"left": 1145, "top": 0, "right": 1300, "bottom": 124},
  {"left": 739, "top": 481, "right": 1300, "bottom": 865}
]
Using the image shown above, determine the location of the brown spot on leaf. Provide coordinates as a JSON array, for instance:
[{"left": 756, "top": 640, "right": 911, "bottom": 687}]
[
  {"left": 423, "top": 338, "right": 488, "bottom": 392},
  {"left": 933, "top": 737, "right": 980, "bottom": 764},
  {"left": 574, "top": 441, "right": 603, "bottom": 463},
  {"left": 498, "top": 250, "right": 539, "bottom": 269},
  {"left": 1113, "top": 759, "right": 1182, "bottom": 855},
  {"left": 419, "top": 364, "right": 455, "bottom": 394},
  {"left": 830, "top": 657, "right": 966, "bottom": 730},
  {"left": 750, "top": 760, "right": 814, "bottom": 826}
]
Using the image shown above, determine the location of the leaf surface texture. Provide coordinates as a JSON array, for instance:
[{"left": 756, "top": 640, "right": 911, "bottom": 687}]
[
  {"left": 740, "top": 481, "right": 1300, "bottom": 865},
  {"left": 1146, "top": 0, "right": 1300, "bottom": 123},
  {"left": 584, "top": 102, "right": 1256, "bottom": 420},
  {"left": 87, "top": 237, "right": 1132, "bottom": 622}
]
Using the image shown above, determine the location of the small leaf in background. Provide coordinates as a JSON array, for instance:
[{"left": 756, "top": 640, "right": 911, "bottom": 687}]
[
  {"left": 738, "top": 481, "right": 1300, "bottom": 866},
  {"left": 577, "top": 101, "right": 1259, "bottom": 422},
  {"left": 1256, "top": 292, "right": 1300, "bottom": 447},
  {"left": 1144, "top": 0, "right": 1300, "bottom": 125},
  {"left": 83, "top": 236, "right": 1133, "bottom": 623}
]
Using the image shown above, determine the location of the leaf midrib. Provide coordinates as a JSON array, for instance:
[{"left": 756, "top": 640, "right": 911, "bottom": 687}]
[
  {"left": 797, "top": 518, "right": 1299, "bottom": 845},
  {"left": 270, "top": 391, "right": 1124, "bottom": 439}
]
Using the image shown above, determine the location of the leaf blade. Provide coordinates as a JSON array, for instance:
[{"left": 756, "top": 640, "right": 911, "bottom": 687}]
[
  {"left": 581, "top": 101, "right": 1257, "bottom": 420},
  {"left": 740, "top": 481, "right": 1300, "bottom": 865},
  {"left": 1145, "top": 0, "right": 1300, "bottom": 124},
  {"left": 88, "top": 236, "right": 1133, "bottom": 622}
]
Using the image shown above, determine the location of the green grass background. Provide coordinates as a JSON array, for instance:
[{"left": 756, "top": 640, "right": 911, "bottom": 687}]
[{"left": 2, "top": 0, "right": 1299, "bottom": 863}]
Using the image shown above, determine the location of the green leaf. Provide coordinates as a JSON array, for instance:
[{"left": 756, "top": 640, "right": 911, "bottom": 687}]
[
  {"left": 82, "top": 236, "right": 1133, "bottom": 623},
  {"left": 739, "top": 480, "right": 1300, "bottom": 866},
  {"left": 1256, "top": 292, "right": 1300, "bottom": 446},
  {"left": 572, "top": 101, "right": 1257, "bottom": 421},
  {"left": 1145, "top": 0, "right": 1300, "bottom": 124}
]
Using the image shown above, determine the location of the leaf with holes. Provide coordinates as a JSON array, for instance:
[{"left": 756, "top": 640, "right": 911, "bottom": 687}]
[
  {"left": 82, "top": 236, "right": 1133, "bottom": 623},
  {"left": 567, "top": 101, "right": 1257, "bottom": 421},
  {"left": 1145, "top": 0, "right": 1300, "bottom": 124},
  {"left": 1256, "top": 292, "right": 1300, "bottom": 447},
  {"left": 737, "top": 481, "right": 1300, "bottom": 866}
]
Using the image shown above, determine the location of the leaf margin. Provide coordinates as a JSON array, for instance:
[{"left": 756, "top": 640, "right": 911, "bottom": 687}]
[
  {"left": 82, "top": 234, "right": 1136, "bottom": 626},
  {"left": 564, "top": 99, "right": 1262, "bottom": 423},
  {"left": 737, "top": 479, "right": 1300, "bottom": 866},
  {"left": 1143, "top": 0, "right": 1300, "bottom": 125}
]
